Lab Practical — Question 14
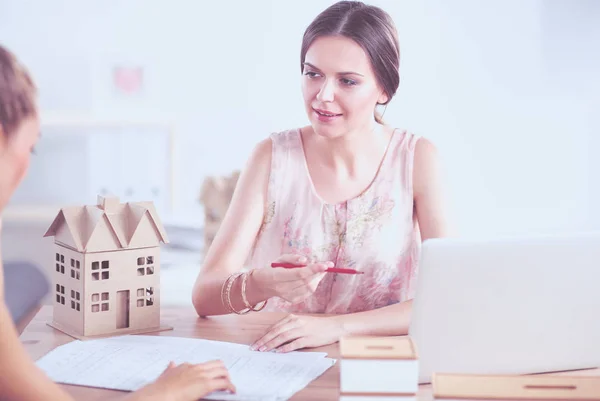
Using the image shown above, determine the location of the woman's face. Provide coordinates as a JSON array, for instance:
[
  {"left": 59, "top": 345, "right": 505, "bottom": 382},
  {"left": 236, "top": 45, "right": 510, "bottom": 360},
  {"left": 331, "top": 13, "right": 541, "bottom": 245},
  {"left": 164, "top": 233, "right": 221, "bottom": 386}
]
[
  {"left": 0, "top": 116, "right": 40, "bottom": 211},
  {"left": 301, "top": 35, "right": 388, "bottom": 139}
]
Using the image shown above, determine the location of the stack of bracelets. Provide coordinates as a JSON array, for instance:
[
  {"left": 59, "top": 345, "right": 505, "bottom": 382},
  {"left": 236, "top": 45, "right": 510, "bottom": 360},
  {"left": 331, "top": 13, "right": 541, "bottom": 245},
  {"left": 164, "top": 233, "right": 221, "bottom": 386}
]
[{"left": 220, "top": 270, "right": 268, "bottom": 314}]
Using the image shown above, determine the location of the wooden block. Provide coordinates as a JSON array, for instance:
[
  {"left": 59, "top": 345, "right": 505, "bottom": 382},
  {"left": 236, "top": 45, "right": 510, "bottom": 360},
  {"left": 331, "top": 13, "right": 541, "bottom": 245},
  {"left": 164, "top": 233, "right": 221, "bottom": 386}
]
[
  {"left": 339, "top": 336, "right": 419, "bottom": 399},
  {"left": 340, "top": 395, "right": 417, "bottom": 401},
  {"left": 433, "top": 373, "right": 600, "bottom": 400},
  {"left": 340, "top": 396, "right": 416, "bottom": 401}
]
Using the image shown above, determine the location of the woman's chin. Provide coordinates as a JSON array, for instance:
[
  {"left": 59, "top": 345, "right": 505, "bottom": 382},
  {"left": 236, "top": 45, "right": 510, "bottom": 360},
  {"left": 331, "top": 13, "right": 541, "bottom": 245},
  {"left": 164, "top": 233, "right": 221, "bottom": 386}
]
[{"left": 310, "top": 122, "right": 347, "bottom": 139}]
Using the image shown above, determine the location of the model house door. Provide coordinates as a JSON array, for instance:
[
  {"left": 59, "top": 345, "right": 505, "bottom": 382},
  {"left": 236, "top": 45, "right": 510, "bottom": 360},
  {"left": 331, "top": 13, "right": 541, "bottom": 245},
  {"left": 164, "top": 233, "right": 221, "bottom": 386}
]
[{"left": 116, "top": 290, "right": 130, "bottom": 329}]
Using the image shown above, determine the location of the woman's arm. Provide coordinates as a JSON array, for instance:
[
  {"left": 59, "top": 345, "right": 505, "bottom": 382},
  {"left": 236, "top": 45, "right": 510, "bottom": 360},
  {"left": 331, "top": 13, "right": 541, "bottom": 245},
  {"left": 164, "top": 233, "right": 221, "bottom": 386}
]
[
  {"left": 0, "top": 219, "right": 75, "bottom": 400},
  {"left": 412, "top": 137, "right": 450, "bottom": 241},
  {"left": 0, "top": 303, "right": 76, "bottom": 401},
  {"left": 192, "top": 139, "right": 273, "bottom": 316}
]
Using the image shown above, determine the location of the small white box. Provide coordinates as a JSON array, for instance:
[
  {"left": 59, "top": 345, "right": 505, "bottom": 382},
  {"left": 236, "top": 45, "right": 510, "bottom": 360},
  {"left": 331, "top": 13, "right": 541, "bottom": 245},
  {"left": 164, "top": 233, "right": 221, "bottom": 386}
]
[
  {"left": 433, "top": 373, "right": 600, "bottom": 401},
  {"left": 339, "top": 336, "right": 418, "bottom": 401}
]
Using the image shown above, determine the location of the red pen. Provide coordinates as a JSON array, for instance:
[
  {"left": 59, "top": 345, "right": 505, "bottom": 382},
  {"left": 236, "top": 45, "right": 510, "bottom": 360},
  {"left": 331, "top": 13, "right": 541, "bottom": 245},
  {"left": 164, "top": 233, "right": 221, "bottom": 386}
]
[{"left": 271, "top": 262, "right": 364, "bottom": 275}]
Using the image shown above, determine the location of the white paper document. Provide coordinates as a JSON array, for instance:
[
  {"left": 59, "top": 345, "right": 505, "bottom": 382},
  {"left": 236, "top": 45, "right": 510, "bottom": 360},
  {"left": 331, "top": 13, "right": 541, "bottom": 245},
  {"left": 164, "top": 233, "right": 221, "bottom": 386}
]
[{"left": 35, "top": 335, "right": 336, "bottom": 401}]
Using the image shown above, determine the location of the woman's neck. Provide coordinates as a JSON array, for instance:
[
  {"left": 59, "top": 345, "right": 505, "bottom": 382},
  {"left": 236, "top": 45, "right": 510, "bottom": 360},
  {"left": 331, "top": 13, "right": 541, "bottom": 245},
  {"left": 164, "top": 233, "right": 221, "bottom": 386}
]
[{"left": 305, "top": 122, "right": 391, "bottom": 177}]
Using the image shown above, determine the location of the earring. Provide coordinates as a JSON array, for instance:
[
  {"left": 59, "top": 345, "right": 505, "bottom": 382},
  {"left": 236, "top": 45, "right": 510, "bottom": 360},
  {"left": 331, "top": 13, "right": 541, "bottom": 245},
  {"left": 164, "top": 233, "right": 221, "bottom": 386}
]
[{"left": 375, "top": 104, "right": 389, "bottom": 122}]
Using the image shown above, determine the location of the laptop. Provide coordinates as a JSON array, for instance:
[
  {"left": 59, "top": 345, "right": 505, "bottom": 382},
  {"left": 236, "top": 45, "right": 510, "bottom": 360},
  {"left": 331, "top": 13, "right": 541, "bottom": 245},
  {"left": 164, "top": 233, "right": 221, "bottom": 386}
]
[
  {"left": 4, "top": 261, "right": 49, "bottom": 333},
  {"left": 408, "top": 232, "right": 600, "bottom": 384}
]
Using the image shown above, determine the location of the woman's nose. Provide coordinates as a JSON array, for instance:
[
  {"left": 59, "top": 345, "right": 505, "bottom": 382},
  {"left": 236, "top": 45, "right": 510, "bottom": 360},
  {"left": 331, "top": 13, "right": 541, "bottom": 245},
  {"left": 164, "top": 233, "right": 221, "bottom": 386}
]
[{"left": 316, "top": 79, "right": 335, "bottom": 102}]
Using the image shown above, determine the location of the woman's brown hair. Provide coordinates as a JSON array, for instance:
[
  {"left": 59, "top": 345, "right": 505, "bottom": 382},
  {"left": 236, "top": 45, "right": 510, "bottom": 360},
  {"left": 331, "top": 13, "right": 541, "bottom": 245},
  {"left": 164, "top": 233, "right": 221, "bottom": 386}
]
[
  {"left": 0, "top": 45, "right": 37, "bottom": 138},
  {"left": 300, "top": 1, "right": 400, "bottom": 124}
]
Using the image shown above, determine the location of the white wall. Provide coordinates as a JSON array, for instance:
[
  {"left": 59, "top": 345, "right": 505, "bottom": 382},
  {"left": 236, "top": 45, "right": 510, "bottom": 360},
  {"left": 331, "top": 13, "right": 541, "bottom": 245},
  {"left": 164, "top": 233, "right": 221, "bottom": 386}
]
[
  {"left": 540, "top": 0, "right": 600, "bottom": 231},
  {"left": 1, "top": 0, "right": 598, "bottom": 236}
]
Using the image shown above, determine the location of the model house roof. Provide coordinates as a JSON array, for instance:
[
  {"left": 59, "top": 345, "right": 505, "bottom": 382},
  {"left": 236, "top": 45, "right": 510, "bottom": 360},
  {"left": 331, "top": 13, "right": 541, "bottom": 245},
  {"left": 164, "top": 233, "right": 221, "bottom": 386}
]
[{"left": 43, "top": 195, "right": 170, "bottom": 253}]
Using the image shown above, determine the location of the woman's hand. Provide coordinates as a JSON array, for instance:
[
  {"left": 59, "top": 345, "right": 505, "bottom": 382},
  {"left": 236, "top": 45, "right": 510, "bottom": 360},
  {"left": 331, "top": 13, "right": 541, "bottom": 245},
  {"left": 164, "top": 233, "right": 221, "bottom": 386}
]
[
  {"left": 250, "top": 314, "right": 346, "bottom": 353},
  {"left": 251, "top": 254, "right": 332, "bottom": 304},
  {"left": 129, "top": 360, "right": 235, "bottom": 401}
]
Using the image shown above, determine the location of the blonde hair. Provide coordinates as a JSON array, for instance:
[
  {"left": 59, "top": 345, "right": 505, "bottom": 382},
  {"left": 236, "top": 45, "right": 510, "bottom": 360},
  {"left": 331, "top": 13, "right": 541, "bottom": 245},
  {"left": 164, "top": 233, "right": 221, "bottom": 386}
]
[{"left": 0, "top": 45, "right": 37, "bottom": 137}]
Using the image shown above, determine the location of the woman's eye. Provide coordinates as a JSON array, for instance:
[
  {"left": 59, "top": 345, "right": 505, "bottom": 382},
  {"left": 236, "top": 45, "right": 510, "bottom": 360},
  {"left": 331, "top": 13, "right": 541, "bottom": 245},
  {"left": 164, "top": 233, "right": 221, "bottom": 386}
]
[
  {"left": 341, "top": 78, "right": 357, "bottom": 86},
  {"left": 304, "top": 71, "right": 319, "bottom": 78}
]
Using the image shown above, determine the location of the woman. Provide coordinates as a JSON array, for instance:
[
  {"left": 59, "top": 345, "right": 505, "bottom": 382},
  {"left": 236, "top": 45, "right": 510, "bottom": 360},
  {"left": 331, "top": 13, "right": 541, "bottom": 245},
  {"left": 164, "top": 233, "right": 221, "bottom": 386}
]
[
  {"left": 0, "top": 46, "right": 235, "bottom": 400},
  {"left": 192, "top": 1, "right": 449, "bottom": 352}
]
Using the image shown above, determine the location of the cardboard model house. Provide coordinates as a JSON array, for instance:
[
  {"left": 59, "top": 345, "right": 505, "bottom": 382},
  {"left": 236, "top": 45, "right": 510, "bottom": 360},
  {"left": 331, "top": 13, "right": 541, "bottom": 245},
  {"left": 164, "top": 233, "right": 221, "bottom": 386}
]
[{"left": 43, "top": 195, "right": 171, "bottom": 340}]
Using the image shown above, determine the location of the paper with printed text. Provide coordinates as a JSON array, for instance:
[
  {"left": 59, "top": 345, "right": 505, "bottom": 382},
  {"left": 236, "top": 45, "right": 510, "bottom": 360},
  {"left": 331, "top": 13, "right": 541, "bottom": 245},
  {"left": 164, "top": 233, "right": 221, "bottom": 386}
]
[{"left": 36, "top": 335, "right": 336, "bottom": 401}]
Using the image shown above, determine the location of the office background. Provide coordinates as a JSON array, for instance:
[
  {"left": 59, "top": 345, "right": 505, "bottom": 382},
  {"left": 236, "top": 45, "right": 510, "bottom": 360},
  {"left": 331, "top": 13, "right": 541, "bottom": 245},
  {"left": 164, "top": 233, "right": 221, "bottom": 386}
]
[{"left": 1, "top": 0, "right": 598, "bottom": 304}]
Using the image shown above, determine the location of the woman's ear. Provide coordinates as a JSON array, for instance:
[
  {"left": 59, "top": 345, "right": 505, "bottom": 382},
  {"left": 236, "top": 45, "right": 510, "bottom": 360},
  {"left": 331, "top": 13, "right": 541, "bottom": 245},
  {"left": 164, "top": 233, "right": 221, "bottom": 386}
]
[{"left": 377, "top": 91, "right": 389, "bottom": 105}]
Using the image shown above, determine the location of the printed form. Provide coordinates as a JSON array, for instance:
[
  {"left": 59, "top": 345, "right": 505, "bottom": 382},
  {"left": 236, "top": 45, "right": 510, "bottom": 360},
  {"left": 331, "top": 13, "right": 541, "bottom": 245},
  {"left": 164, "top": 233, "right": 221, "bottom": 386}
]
[{"left": 35, "top": 335, "right": 336, "bottom": 401}]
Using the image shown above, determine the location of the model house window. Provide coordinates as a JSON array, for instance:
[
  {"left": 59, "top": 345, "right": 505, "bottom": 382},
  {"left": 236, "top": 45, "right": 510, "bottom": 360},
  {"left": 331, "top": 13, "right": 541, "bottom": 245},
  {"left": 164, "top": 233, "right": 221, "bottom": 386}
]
[
  {"left": 91, "top": 261, "right": 110, "bottom": 281},
  {"left": 136, "top": 288, "right": 144, "bottom": 306},
  {"left": 70, "top": 258, "right": 81, "bottom": 280},
  {"left": 136, "top": 287, "right": 154, "bottom": 307},
  {"left": 91, "top": 292, "right": 109, "bottom": 312},
  {"left": 55, "top": 253, "right": 65, "bottom": 274},
  {"left": 101, "top": 261, "right": 110, "bottom": 280},
  {"left": 55, "top": 284, "right": 65, "bottom": 305},
  {"left": 92, "top": 261, "right": 99, "bottom": 280},
  {"left": 137, "top": 256, "right": 155, "bottom": 276},
  {"left": 70, "top": 290, "right": 81, "bottom": 311}
]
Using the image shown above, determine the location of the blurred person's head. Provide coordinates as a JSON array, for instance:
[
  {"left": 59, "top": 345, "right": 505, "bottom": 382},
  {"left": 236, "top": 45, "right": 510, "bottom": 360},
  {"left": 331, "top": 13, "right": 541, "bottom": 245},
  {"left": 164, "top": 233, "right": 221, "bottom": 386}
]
[
  {"left": 0, "top": 44, "right": 39, "bottom": 212},
  {"left": 300, "top": 1, "right": 400, "bottom": 139}
]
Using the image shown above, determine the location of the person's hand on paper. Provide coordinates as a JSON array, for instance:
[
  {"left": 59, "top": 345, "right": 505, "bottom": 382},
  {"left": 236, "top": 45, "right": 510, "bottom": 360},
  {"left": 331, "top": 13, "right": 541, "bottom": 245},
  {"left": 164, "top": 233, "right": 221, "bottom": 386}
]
[
  {"left": 250, "top": 314, "right": 345, "bottom": 353},
  {"left": 252, "top": 254, "right": 332, "bottom": 304},
  {"left": 129, "top": 360, "right": 236, "bottom": 401}
]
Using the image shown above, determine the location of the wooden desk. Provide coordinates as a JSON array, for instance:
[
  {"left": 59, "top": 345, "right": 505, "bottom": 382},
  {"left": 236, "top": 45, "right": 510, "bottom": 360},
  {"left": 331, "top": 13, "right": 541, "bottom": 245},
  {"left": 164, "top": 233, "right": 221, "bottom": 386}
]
[{"left": 20, "top": 306, "right": 599, "bottom": 401}]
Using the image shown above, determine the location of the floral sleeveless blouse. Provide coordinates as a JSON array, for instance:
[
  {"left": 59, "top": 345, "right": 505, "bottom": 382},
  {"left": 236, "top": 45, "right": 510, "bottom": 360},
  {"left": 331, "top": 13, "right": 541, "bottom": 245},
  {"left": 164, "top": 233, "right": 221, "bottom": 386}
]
[{"left": 246, "top": 128, "right": 421, "bottom": 314}]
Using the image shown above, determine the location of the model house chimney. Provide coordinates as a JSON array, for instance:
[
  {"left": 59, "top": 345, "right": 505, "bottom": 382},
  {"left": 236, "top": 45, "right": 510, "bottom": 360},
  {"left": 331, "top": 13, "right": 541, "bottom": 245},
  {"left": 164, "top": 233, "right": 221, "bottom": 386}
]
[{"left": 97, "top": 195, "right": 120, "bottom": 213}]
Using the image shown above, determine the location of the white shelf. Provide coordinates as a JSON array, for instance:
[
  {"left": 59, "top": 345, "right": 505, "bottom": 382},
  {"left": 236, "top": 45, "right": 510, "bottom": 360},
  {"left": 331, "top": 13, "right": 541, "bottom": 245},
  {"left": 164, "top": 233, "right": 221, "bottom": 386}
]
[
  {"left": 10, "top": 118, "right": 176, "bottom": 218},
  {"left": 1, "top": 205, "right": 58, "bottom": 224},
  {"left": 40, "top": 111, "right": 176, "bottom": 128},
  {"left": 2, "top": 205, "right": 204, "bottom": 231}
]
